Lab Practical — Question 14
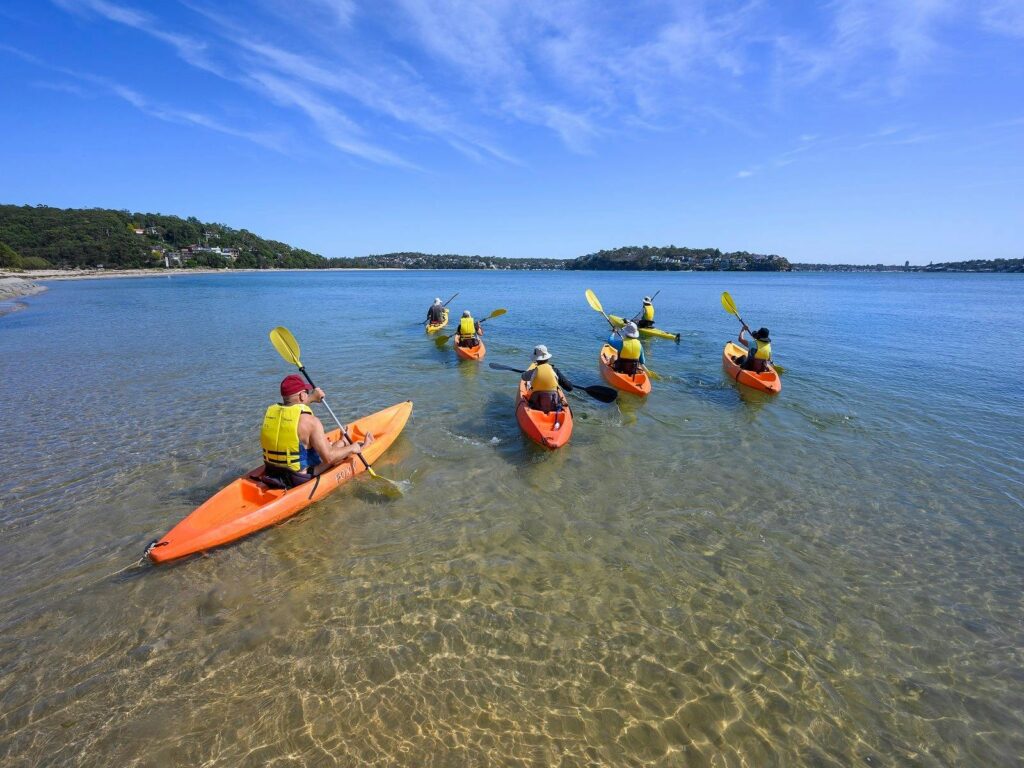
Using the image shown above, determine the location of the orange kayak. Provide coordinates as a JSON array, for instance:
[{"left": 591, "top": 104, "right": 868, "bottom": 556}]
[
  {"left": 454, "top": 333, "right": 486, "bottom": 361},
  {"left": 425, "top": 308, "right": 449, "bottom": 333},
  {"left": 515, "top": 380, "right": 572, "bottom": 449},
  {"left": 723, "top": 341, "right": 781, "bottom": 394},
  {"left": 147, "top": 401, "right": 413, "bottom": 563},
  {"left": 599, "top": 343, "right": 651, "bottom": 396}
]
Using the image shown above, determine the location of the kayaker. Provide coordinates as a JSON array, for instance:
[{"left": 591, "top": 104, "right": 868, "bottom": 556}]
[
  {"left": 522, "top": 345, "right": 573, "bottom": 411},
  {"left": 260, "top": 374, "right": 374, "bottom": 487},
  {"left": 738, "top": 326, "right": 772, "bottom": 372},
  {"left": 456, "top": 310, "right": 482, "bottom": 348},
  {"left": 607, "top": 322, "right": 646, "bottom": 374},
  {"left": 426, "top": 298, "right": 445, "bottom": 325},
  {"left": 636, "top": 296, "right": 656, "bottom": 328}
]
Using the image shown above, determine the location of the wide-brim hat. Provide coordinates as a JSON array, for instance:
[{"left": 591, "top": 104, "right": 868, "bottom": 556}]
[
  {"left": 753, "top": 327, "right": 770, "bottom": 341},
  {"left": 642, "top": 296, "right": 652, "bottom": 304},
  {"left": 622, "top": 323, "right": 640, "bottom": 339},
  {"left": 532, "top": 344, "right": 552, "bottom": 362}
]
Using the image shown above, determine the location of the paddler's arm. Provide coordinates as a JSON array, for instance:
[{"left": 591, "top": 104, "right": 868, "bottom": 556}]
[
  {"left": 305, "top": 415, "right": 374, "bottom": 466},
  {"left": 737, "top": 325, "right": 751, "bottom": 347},
  {"left": 607, "top": 332, "right": 623, "bottom": 350}
]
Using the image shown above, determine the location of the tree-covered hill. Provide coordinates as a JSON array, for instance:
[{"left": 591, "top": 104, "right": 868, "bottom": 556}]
[
  {"left": 0, "top": 205, "right": 323, "bottom": 269},
  {"left": 323, "top": 252, "right": 564, "bottom": 269},
  {"left": 1, "top": 205, "right": 796, "bottom": 273},
  {"left": 566, "top": 245, "right": 791, "bottom": 271}
]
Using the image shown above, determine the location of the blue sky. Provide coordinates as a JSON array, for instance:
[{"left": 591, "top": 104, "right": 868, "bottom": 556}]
[{"left": 1, "top": 1, "right": 1022, "bottom": 264}]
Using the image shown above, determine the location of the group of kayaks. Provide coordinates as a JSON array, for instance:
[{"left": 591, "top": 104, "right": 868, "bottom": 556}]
[{"left": 145, "top": 289, "right": 781, "bottom": 565}]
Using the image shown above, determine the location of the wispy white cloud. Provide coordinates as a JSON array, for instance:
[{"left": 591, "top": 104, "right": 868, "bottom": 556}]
[
  {"left": 980, "top": 0, "right": 1024, "bottom": 38},
  {"left": 37, "top": 0, "right": 1024, "bottom": 169},
  {"left": 107, "top": 83, "right": 282, "bottom": 148},
  {"left": 53, "top": 0, "right": 223, "bottom": 75},
  {"left": 3, "top": 42, "right": 283, "bottom": 150},
  {"left": 32, "top": 80, "right": 92, "bottom": 98},
  {"left": 246, "top": 71, "right": 415, "bottom": 168}
]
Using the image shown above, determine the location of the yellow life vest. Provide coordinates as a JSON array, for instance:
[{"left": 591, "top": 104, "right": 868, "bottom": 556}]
[
  {"left": 261, "top": 403, "right": 313, "bottom": 471},
  {"left": 529, "top": 362, "right": 558, "bottom": 392},
  {"left": 643, "top": 304, "right": 654, "bottom": 322},
  {"left": 753, "top": 339, "right": 772, "bottom": 360},
  {"left": 459, "top": 316, "right": 476, "bottom": 337},
  {"left": 620, "top": 337, "right": 642, "bottom": 361}
]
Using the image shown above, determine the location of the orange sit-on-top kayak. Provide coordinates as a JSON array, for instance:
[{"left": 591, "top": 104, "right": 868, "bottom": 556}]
[
  {"left": 722, "top": 341, "right": 781, "bottom": 394},
  {"left": 598, "top": 343, "right": 651, "bottom": 396},
  {"left": 515, "top": 380, "right": 572, "bottom": 449},
  {"left": 147, "top": 401, "right": 413, "bottom": 563},
  {"left": 454, "top": 333, "right": 486, "bottom": 361}
]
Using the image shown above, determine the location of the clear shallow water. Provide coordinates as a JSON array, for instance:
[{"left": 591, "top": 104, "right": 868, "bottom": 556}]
[{"left": 1, "top": 271, "right": 1022, "bottom": 766}]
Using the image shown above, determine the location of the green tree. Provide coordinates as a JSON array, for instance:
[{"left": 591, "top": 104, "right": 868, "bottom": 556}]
[{"left": 0, "top": 241, "right": 23, "bottom": 269}]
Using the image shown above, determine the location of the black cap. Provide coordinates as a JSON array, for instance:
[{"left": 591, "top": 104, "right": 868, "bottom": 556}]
[{"left": 753, "top": 327, "right": 770, "bottom": 340}]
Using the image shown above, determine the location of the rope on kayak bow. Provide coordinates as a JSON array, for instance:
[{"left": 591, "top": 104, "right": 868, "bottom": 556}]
[
  {"left": 106, "top": 555, "right": 148, "bottom": 578},
  {"left": 143, "top": 539, "right": 167, "bottom": 559}
]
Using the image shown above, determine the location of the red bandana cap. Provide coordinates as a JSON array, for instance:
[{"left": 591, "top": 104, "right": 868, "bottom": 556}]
[{"left": 280, "top": 374, "right": 311, "bottom": 397}]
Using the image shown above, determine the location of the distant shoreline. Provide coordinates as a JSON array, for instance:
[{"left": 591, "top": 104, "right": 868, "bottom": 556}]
[{"left": 2, "top": 267, "right": 1020, "bottom": 288}]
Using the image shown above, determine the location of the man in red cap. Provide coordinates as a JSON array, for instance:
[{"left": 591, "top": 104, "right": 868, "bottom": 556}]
[{"left": 259, "top": 374, "right": 374, "bottom": 487}]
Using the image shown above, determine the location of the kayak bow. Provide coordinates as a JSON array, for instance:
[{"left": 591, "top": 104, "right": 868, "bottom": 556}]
[
  {"left": 608, "top": 314, "right": 680, "bottom": 342},
  {"left": 147, "top": 400, "right": 413, "bottom": 563}
]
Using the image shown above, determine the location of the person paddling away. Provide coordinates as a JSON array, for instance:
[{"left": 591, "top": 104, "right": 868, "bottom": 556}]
[
  {"left": 260, "top": 374, "right": 374, "bottom": 488},
  {"left": 636, "top": 296, "right": 656, "bottom": 328},
  {"left": 522, "top": 345, "right": 573, "bottom": 412},
  {"left": 426, "top": 298, "right": 445, "bottom": 325},
  {"left": 738, "top": 326, "right": 772, "bottom": 373},
  {"left": 456, "top": 310, "right": 482, "bottom": 348},
  {"left": 607, "top": 322, "right": 646, "bottom": 374}
]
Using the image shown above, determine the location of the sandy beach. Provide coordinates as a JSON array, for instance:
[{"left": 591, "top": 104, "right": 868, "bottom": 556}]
[
  {"left": 0, "top": 277, "right": 48, "bottom": 314},
  {"left": 0, "top": 267, "right": 405, "bottom": 284}
]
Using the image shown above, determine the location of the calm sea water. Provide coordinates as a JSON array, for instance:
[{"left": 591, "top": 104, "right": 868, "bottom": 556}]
[{"left": 1, "top": 270, "right": 1022, "bottom": 766}]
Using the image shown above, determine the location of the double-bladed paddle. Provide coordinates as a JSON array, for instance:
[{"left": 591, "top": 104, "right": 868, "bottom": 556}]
[
  {"left": 434, "top": 308, "right": 506, "bottom": 346},
  {"left": 584, "top": 289, "right": 663, "bottom": 380},
  {"left": 630, "top": 288, "right": 661, "bottom": 323},
  {"left": 720, "top": 291, "right": 785, "bottom": 373},
  {"left": 269, "top": 326, "right": 404, "bottom": 495},
  {"left": 416, "top": 292, "right": 459, "bottom": 327},
  {"left": 487, "top": 362, "right": 618, "bottom": 403}
]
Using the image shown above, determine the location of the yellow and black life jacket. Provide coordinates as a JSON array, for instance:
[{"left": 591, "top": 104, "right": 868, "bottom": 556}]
[
  {"left": 529, "top": 362, "right": 558, "bottom": 392},
  {"left": 642, "top": 304, "right": 655, "bottom": 322},
  {"left": 752, "top": 339, "right": 772, "bottom": 360},
  {"left": 459, "top": 316, "right": 476, "bottom": 337},
  {"left": 620, "top": 338, "right": 642, "bottom": 361},
  {"left": 261, "top": 403, "right": 313, "bottom": 471}
]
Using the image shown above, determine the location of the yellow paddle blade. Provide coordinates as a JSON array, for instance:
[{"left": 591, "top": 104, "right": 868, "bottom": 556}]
[
  {"left": 585, "top": 289, "right": 604, "bottom": 313},
  {"left": 646, "top": 367, "right": 662, "bottom": 381},
  {"left": 487, "top": 308, "right": 507, "bottom": 319},
  {"left": 270, "top": 326, "right": 302, "bottom": 367},
  {"left": 721, "top": 291, "right": 738, "bottom": 317}
]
